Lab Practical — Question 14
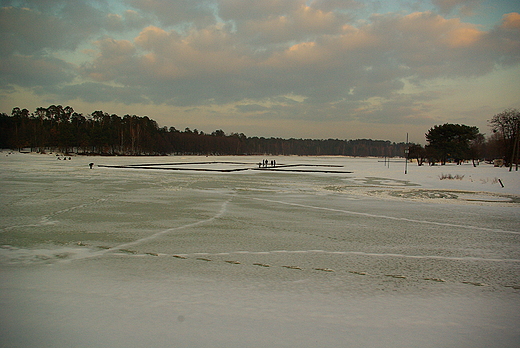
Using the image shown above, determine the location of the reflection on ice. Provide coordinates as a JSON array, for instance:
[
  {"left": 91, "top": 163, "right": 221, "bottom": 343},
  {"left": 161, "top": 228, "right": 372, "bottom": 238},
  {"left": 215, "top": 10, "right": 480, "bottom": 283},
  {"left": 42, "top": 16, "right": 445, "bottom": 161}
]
[{"left": 1, "top": 153, "right": 519, "bottom": 347}]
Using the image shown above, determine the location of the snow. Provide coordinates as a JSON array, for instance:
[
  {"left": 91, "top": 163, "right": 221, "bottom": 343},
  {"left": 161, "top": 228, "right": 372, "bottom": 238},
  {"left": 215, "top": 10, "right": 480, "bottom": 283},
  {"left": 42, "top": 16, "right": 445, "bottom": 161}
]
[{"left": 1, "top": 152, "right": 519, "bottom": 347}]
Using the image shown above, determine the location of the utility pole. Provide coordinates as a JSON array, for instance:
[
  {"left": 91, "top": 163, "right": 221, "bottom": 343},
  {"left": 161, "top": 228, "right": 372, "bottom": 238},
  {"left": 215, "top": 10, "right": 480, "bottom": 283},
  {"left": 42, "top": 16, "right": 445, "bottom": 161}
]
[
  {"left": 510, "top": 125, "right": 519, "bottom": 172},
  {"left": 404, "top": 133, "right": 409, "bottom": 174}
]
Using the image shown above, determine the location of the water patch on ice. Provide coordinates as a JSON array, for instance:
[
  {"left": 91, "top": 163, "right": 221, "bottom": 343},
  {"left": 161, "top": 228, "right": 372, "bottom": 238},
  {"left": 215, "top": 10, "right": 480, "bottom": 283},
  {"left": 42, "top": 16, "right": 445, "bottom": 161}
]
[
  {"left": 352, "top": 177, "right": 421, "bottom": 187},
  {"left": 324, "top": 177, "right": 419, "bottom": 193},
  {"left": 387, "top": 189, "right": 459, "bottom": 200},
  {"left": 383, "top": 189, "right": 518, "bottom": 203},
  {"left": 456, "top": 193, "right": 515, "bottom": 202}
]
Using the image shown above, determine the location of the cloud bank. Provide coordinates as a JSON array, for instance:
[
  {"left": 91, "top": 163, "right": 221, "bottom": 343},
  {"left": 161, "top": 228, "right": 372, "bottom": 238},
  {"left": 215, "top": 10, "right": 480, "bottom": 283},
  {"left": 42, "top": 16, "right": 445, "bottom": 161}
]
[{"left": 0, "top": 0, "right": 519, "bottom": 141}]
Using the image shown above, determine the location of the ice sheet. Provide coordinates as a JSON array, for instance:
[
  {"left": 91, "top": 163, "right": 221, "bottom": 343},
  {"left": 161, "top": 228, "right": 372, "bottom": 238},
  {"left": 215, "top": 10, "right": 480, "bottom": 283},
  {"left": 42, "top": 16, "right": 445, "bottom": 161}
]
[{"left": 1, "top": 152, "right": 519, "bottom": 347}]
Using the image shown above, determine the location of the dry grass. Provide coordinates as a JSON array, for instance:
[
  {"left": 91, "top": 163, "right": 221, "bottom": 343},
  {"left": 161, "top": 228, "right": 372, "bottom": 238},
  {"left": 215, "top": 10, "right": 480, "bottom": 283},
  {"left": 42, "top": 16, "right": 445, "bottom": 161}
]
[{"left": 439, "top": 173, "right": 465, "bottom": 180}]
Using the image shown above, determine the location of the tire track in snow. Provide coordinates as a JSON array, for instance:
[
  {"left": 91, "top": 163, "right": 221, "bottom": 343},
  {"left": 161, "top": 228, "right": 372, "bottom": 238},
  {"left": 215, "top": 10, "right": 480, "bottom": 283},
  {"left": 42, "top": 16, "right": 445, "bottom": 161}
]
[{"left": 253, "top": 198, "right": 520, "bottom": 235}]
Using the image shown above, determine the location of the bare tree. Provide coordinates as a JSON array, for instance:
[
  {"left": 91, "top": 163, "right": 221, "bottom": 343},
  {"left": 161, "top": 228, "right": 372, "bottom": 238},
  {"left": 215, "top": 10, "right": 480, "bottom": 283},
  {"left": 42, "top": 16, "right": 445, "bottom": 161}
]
[{"left": 488, "top": 109, "right": 520, "bottom": 170}]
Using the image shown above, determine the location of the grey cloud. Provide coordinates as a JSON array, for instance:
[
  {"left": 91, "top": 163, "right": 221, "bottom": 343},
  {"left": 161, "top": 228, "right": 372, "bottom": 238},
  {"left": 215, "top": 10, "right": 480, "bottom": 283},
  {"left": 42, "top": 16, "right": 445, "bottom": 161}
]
[
  {"left": 235, "top": 104, "right": 268, "bottom": 113},
  {"left": 353, "top": 95, "right": 439, "bottom": 125},
  {"left": 431, "top": 0, "right": 482, "bottom": 15},
  {"left": 0, "top": 7, "right": 72, "bottom": 55},
  {"left": 238, "top": 99, "right": 365, "bottom": 123},
  {"left": 80, "top": 37, "right": 139, "bottom": 83},
  {"left": 104, "top": 10, "right": 149, "bottom": 32},
  {"left": 0, "top": 55, "right": 75, "bottom": 87},
  {"left": 0, "top": 0, "right": 72, "bottom": 12},
  {"left": 219, "top": 2, "right": 352, "bottom": 47},
  {"left": 218, "top": 0, "right": 303, "bottom": 21},
  {"left": 76, "top": 9, "right": 520, "bottom": 111},
  {"left": 309, "top": 0, "right": 364, "bottom": 12},
  {"left": 0, "top": 3, "right": 106, "bottom": 56},
  {"left": 483, "top": 14, "right": 520, "bottom": 67},
  {"left": 126, "top": 0, "right": 216, "bottom": 28},
  {"left": 41, "top": 82, "right": 150, "bottom": 105},
  {"left": 1, "top": 0, "right": 518, "bottom": 129},
  {"left": 361, "top": 11, "right": 516, "bottom": 79}
]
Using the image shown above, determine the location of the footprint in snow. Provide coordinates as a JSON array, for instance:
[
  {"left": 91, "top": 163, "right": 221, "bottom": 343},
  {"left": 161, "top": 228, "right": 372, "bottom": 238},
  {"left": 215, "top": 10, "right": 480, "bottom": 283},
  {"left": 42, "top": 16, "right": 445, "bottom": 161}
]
[
  {"left": 349, "top": 271, "right": 368, "bottom": 275},
  {"left": 196, "top": 257, "right": 212, "bottom": 262},
  {"left": 314, "top": 268, "right": 334, "bottom": 272},
  {"left": 462, "top": 281, "right": 486, "bottom": 286},
  {"left": 253, "top": 263, "right": 270, "bottom": 267},
  {"left": 224, "top": 260, "right": 241, "bottom": 264}
]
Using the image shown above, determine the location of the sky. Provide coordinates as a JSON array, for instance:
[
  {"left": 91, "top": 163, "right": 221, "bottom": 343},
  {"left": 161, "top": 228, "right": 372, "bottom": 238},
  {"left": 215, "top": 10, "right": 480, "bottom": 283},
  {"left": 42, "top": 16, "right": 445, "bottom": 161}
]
[{"left": 0, "top": 0, "right": 519, "bottom": 143}]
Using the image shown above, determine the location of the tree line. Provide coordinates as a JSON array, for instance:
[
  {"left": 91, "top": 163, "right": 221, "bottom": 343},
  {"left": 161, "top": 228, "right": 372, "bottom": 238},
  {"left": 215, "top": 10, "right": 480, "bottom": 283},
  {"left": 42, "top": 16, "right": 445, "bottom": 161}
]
[
  {"left": 0, "top": 105, "right": 518, "bottom": 165},
  {"left": 0, "top": 105, "right": 408, "bottom": 157},
  {"left": 408, "top": 109, "right": 519, "bottom": 167}
]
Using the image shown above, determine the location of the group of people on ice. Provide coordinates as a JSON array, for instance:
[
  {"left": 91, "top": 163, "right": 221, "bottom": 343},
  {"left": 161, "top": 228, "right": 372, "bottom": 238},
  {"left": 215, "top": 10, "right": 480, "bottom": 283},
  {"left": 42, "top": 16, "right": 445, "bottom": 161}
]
[{"left": 258, "top": 159, "right": 276, "bottom": 168}]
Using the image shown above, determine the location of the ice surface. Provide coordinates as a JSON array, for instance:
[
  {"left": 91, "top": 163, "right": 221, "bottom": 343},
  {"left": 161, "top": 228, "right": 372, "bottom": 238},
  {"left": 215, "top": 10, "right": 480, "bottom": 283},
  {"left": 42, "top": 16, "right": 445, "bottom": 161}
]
[{"left": 1, "top": 152, "right": 519, "bottom": 347}]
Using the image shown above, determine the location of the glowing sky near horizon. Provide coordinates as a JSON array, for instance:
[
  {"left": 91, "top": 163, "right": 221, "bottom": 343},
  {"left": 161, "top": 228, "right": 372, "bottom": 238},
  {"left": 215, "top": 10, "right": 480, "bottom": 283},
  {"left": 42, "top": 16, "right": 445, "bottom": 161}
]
[{"left": 0, "top": 0, "right": 519, "bottom": 143}]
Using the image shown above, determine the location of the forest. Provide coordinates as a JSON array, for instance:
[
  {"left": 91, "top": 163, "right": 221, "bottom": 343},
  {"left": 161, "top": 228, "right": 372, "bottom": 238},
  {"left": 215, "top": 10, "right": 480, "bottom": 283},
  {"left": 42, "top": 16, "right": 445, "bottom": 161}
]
[
  {"left": 0, "top": 105, "right": 409, "bottom": 157},
  {"left": 1, "top": 106, "right": 517, "bottom": 164}
]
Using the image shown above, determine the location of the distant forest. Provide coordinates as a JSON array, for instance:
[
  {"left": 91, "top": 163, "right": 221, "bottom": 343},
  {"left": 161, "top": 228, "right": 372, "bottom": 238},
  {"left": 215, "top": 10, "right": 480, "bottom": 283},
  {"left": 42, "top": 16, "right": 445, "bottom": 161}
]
[{"left": 0, "top": 105, "right": 410, "bottom": 157}]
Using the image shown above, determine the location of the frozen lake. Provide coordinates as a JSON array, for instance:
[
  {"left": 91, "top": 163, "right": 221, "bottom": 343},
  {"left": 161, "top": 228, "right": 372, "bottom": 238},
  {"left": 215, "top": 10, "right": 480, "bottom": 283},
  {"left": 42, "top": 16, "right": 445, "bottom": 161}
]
[{"left": 1, "top": 152, "right": 519, "bottom": 347}]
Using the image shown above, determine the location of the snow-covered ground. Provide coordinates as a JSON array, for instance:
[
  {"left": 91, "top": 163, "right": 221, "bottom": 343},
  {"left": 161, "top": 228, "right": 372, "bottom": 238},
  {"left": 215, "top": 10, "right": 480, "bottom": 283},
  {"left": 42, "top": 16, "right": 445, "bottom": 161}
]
[{"left": 1, "top": 152, "right": 519, "bottom": 347}]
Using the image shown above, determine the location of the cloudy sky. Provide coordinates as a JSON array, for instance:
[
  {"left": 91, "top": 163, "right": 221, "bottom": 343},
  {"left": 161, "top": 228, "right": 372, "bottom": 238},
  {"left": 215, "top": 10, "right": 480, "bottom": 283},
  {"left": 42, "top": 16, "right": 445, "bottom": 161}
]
[{"left": 1, "top": 0, "right": 519, "bottom": 143}]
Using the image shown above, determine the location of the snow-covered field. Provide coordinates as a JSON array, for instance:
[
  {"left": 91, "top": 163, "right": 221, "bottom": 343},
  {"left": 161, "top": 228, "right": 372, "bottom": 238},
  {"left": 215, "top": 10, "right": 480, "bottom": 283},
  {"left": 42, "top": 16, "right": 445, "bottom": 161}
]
[{"left": 1, "top": 152, "right": 519, "bottom": 348}]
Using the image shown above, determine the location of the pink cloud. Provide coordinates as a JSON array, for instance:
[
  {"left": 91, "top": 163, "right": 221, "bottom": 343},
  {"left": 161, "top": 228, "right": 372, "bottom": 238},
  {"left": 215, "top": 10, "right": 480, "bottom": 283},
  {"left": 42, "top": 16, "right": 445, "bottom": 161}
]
[{"left": 501, "top": 12, "right": 520, "bottom": 29}]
